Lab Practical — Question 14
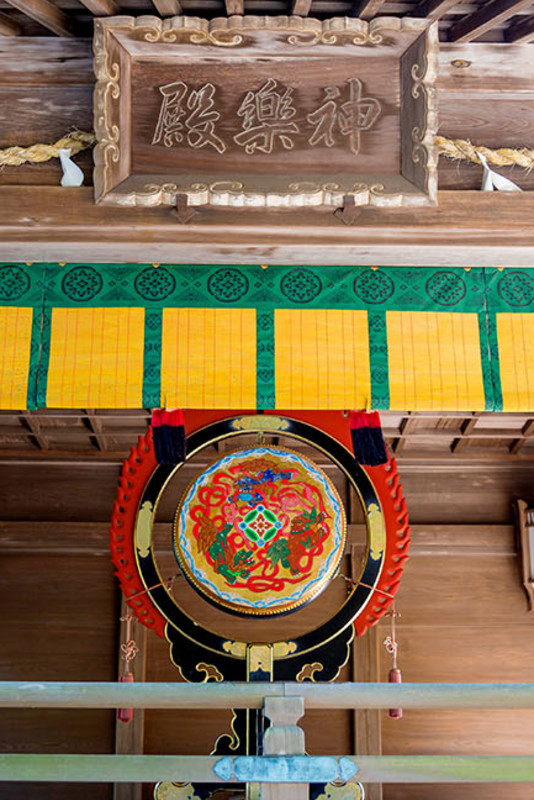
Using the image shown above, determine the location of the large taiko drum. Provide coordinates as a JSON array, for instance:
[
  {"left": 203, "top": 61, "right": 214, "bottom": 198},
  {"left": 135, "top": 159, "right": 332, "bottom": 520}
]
[{"left": 174, "top": 446, "right": 346, "bottom": 616}]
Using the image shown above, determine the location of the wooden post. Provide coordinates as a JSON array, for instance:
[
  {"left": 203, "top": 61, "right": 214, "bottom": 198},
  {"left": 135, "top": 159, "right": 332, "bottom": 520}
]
[
  {"left": 114, "top": 600, "right": 147, "bottom": 800},
  {"left": 351, "top": 546, "right": 383, "bottom": 800},
  {"left": 262, "top": 697, "right": 306, "bottom": 800}
]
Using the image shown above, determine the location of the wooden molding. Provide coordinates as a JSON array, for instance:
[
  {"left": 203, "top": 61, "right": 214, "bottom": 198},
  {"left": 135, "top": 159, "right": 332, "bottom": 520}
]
[
  {"left": 5, "top": 188, "right": 534, "bottom": 266},
  {"left": 515, "top": 500, "right": 534, "bottom": 612}
]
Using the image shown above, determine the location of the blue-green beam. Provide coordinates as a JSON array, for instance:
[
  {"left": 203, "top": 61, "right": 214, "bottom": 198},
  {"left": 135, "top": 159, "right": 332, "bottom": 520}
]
[
  {"left": 1, "top": 755, "right": 534, "bottom": 783},
  {"left": 1, "top": 682, "right": 534, "bottom": 709}
]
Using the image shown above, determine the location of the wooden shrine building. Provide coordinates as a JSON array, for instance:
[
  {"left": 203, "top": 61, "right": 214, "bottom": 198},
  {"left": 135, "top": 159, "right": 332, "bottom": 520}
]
[{"left": 2, "top": 1, "right": 534, "bottom": 799}]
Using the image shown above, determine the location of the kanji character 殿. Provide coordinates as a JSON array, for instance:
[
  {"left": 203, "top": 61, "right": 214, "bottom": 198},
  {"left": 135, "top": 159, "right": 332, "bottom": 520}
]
[
  {"left": 152, "top": 81, "right": 226, "bottom": 154},
  {"left": 233, "top": 78, "right": 300, "bottom": 155},
  {"left": 307, "top": 77, "right": 381, "bottom": 155}
]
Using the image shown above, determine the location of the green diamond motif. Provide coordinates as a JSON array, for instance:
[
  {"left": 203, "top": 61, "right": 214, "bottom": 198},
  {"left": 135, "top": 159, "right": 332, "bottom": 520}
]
[{"left": 239, "top": 504, "right": 282, "bottom": 545}]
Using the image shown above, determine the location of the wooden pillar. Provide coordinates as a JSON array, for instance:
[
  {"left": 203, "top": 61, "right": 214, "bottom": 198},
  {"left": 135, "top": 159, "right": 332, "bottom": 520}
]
[
  {"left": 351, "top": 545, "right": 383, "bottom": 800},
  {"left": 114, "top": 600, "right": 147, "bottom": 800}
]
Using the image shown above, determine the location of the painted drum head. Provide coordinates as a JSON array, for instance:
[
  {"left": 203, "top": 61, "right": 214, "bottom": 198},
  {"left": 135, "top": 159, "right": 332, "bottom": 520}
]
[{"left": 173, "top": 446, "right": 346, "bottom": 616}]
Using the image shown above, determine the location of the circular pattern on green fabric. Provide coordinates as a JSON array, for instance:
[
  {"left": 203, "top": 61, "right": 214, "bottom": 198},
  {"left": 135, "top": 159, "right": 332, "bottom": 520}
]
[
  {"left": 353, "top": 269, "right": 394, "bottom": 304},
  {"left": 134, "top": 267, "right": 176, "bottom": 301},
  {"left": 0, "top": 265, "right": 31, "bottom": 301},
  {"left": 425, "top": 271, "right": 467, "bottom": 306},
  {"left": 61, "top": 266, "right": 103, "bottom": 302},
  {"left": 497, "top": 271, "right": 534, "bottom": 307},
  {"left": 207, "top": 268, "right": 249, "bottom": 303},
  {"left": 280, "top": 269, "right": 322, "bottom": 303}
]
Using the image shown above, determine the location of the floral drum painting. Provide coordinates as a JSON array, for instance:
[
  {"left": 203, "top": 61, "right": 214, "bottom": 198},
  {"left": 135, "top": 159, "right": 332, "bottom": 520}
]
[{"left": 173, "top": 446, "right": 346, "bottom": 615}]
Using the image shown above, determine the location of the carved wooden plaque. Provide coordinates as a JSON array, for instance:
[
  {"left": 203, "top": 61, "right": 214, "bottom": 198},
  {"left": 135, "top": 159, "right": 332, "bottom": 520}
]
[{"left": 94, "top": 16, "right": 438, "bottom": 209}]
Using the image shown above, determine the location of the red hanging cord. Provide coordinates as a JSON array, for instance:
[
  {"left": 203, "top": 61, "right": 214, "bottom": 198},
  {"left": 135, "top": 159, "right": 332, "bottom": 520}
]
[
  {"left": 384, "top": 605, "right": 403, "bottom": 719},
  {"left": 117, "top": 613, "right": 139, "bottom": 724}
]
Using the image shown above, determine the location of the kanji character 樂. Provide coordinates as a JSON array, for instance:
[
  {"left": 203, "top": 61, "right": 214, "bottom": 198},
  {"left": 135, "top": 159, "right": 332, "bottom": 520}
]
[{"left": 233, "top": 78, "right": 300, "bottom": 155}]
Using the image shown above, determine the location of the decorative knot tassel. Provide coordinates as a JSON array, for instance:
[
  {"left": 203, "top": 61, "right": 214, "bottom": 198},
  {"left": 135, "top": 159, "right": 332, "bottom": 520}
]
[
  {"left": 117, "top": 672, "right": 134, "bottom": 724},
  {"left": 388, "top": 667, "right": 403, "bottom": 719},
  {"left": 349, "top": 410, "right": 388, "bottom": 466},
  {"left": 151, "top": 408, "right": 186, "bottom": 465}
]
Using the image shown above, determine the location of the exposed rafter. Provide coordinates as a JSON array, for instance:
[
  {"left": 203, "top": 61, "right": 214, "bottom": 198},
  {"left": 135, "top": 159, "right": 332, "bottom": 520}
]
[
  {"left": 291, "top": 0, "right": 312, "bottom": 16},
  {"left": 4, "top": 0, "right": 72, "bottom": 36},
  {"left": 505, "top": 15, "right": 534, "bottom": 41},
  {"left": 448, "top": 0, "right": 534, "bottom": 42},
  {"left": 509, "top": 419, "right": 534, "bottom": 455},
  {"left": 450, "top": 414, "right": 480, "bottom": 454},
  {"left": 225, "top": 0, "right": 244, "bottom": 13},
  {"left": 352, "top": 0, "right": 388, "bottom": 20},
  {"left": 149, "top": 0, "right": 182, "bottom": 15},
  {"left": 0, "top": 11, "right": 21, "bottom": 34},
  {"left": 76, "top": 0, "right": 117, "bottom": 14},
  {"left": 410, "top": 0, "right": 458, "bottom": 20},
  {"left": 20, "top": 412, "right": 49, "bottom": 451}
]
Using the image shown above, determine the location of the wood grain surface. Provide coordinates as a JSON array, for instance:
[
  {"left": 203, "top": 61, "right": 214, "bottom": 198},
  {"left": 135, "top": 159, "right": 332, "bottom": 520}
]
[{"left": 3, "top": 39, "right": 534, "bottom": 194}]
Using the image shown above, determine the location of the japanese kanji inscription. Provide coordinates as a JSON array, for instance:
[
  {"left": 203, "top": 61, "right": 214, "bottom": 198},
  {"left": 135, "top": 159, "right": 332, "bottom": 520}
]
[{"left": 94, "top": 16, "right": 439, "bottom": 209}]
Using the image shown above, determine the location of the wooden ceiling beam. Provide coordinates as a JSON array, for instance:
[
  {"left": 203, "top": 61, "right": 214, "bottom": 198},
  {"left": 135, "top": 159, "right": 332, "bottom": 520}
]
[
  {"left": 509, "top": 418, "right": 534, "bottom": 454},
  {"left": 352, "top": 0, "right": 388, "bottom": 20},
  {"left": 291, "top": 0, "right": 312, "bottom": 16},
  {"left": 84, "top": 410, "right": 109, "bottom": 451},
  {"left": 225, "top": 0, "right": 244, "bottom": 13},
  {"left": 20, "top": 412, "right": 49, "bottom": 451},
  {"left": 447, "top": 0, "right": 534, "bottom": 42},
  {"left": 410, "top": 0, "right": 458, "bottom": 20},
  {"left": 392, "top": 413, "right": 415, "bottom": 455},
  {"left": 0, "top": 11, "right": 21, "bottom": 34},
  {"left": 149, "top": 0, "right": 182, "bottom": 16},
  {"left": 3, "top": 0, "right": 72, "bottom": 36},
  {"left": 450, "top": 413, "right": 480, "bottom": 453},
  {"left": 77, "top": 0, "right": 117, "bottom": 15},
  {"left": 504, "top": 15, "right": 534, "bottom": 42}
]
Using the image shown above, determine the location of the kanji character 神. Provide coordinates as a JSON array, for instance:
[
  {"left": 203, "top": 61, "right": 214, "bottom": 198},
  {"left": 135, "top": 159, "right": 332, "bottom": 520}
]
[{"left": 307, "top": 77, "right": 381, "bottom": 155}]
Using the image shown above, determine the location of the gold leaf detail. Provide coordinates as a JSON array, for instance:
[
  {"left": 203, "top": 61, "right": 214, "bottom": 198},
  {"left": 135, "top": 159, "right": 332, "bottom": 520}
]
[
  {"left": 222, "top": 640, "right": 247, "bottom": 657},
  {"left": 316, "top": 783, "right": 363, "bottom": 800},
  {"left": 232, "top": 415, "right": 289, "bottom": 432},
  {"left": 367, "top": 502, "right": 386, "bottom": 561},
  {"left": 154, "top": 783, "right": 202, "bottom": 800},
  {"left": 136, "top": 500, "right": 154, "bottom": 558},
  {"left": 273, "top": 641, "right": 297, "bottom": 657}
]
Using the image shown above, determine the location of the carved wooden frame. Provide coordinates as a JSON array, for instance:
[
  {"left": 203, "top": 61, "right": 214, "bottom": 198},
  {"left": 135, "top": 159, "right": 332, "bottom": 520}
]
[{"left": 93, "top": 15, "right": 439, "bottom": 209}]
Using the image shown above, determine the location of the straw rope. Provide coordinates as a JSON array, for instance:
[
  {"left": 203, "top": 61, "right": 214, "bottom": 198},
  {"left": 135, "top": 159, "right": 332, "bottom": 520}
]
[
  {"left": 435, "top": 136, "right": 534, "bottom": 168},
  {"left": 1, "top": 130, "right": 534, "bottom": 170},
  {"left": 0, "top": 131, "right": 96, "bottom": 167}
]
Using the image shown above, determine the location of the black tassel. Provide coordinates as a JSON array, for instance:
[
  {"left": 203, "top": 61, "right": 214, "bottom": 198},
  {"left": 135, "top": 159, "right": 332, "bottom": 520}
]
[
  {"left": 350, "top": 410, "right": 388, "bottom": 466},
  {"left": 151, "top": 409, "right": 186, "bottom": 465}
]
